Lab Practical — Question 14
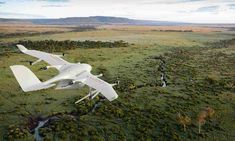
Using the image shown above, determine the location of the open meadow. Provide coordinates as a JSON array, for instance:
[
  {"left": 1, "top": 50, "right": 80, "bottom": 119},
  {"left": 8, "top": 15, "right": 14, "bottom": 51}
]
[{"left": 0, "top": 25, "right": 234, "bottom": 140}]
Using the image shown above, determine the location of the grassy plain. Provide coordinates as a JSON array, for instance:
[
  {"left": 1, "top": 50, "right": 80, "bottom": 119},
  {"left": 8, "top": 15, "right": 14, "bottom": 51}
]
[
  {"left": 0, "top": 24, "right": 72, "bottom": 34},
  {"left": 0, "top": 25, "right": 234, "bottom": 140}
]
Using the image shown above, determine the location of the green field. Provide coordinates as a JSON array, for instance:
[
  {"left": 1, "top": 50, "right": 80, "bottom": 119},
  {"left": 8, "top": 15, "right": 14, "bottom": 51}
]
[{"left": 0, "top": 26, "right": 234, "bottom": 141}]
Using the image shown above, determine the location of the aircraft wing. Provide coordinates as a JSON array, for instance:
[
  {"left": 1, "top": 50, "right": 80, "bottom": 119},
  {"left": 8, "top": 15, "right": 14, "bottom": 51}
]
[
  {"left": 77, "top": 71, "right": 118, "bottom": 101},
  {"left": 17, "top": 44, "right": 69, "bottom": 67}
]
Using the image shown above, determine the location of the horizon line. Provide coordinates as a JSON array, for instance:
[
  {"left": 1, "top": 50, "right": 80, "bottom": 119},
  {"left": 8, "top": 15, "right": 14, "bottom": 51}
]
[{"left": 0, "top": 16, "right": 235, "bottom": 24}]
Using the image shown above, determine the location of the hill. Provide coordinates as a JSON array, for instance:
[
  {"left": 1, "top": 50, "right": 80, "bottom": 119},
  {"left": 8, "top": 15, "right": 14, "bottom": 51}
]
[{"left": 0, "top": 16, "right": 186, "bottom": 26}]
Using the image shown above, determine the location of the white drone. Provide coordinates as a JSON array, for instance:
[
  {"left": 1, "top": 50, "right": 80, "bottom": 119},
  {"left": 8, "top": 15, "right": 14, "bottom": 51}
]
[{"left": 10, "top": 45, "right": 118, "bottom": 104}]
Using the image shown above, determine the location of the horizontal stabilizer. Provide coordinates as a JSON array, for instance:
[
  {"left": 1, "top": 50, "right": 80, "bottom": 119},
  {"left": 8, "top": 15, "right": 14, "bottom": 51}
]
[
  {"left": 17, "top": 44, "right": 28, "bottom": 53},
  {"left": 10, "top": 65, "right": 55, "bottom": 92}
]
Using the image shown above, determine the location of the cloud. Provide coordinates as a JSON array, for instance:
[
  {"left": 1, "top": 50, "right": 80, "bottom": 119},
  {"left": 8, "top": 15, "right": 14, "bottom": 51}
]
[
  {"left": 195, "top": 6, "right": 219, "bottom": 12},
  {"left": 42, "top": 4, "right": 66, "bottom": 7},
  {"left": 227, "top": 3, "right": 235, "bottom": 10},
  {"left": 38, "top": 0, "right": 69, "bottom": 7},
  {"left": 0, "top": 1, "right": 5, "bottom": 5},
  {"left": 0, "top": 12, "right": 46, "bottom": 19},
  {"left": 140, "top": 0, "right": 205, "bottom": 5},
  {"left": 37, "top": 0, "right": 69, "bottom": 2}
]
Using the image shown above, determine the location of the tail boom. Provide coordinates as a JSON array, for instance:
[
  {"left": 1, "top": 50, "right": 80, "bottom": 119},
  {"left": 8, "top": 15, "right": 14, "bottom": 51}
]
[{"left": 10, "top": 65, "right": 55, "bottom": 92}]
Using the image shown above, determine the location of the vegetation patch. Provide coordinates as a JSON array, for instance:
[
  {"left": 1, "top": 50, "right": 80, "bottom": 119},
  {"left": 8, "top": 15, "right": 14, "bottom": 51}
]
[
  {"left": 0, "top": 26, "right": 97, "bottom": 38},
  {"left": 0, "top": 40, "right": 129, "bottom": 56}
]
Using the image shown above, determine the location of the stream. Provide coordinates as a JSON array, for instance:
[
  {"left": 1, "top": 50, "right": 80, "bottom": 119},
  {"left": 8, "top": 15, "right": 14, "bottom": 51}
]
[
  {"left": 161, "top": 73, "right": 167, "bottom": 87},
  {"left": 33, "top": 120, "right": 49, "bottom": 141},
  {"left": 91, "top": 99, "right": 104, "bottom": 113},
  {"left": 159, "top": 58, "right": 167, "bottom": 87},
  {"left": 31, "top": 98, "right": 104, "bottom": 141}
]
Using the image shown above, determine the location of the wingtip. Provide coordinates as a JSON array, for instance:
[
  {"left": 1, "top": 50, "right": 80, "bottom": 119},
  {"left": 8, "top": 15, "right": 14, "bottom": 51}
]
[
  {"left": 16, "top": 44, "right": 28, "bottom": 53},
  {"left": 109, "top": 94, "right": 118, "bottom": 101}
]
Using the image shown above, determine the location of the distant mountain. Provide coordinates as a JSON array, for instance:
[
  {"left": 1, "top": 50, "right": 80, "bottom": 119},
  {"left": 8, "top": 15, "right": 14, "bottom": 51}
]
[{"left": 0, "top": 16, "right": 187, "bottom": 26}]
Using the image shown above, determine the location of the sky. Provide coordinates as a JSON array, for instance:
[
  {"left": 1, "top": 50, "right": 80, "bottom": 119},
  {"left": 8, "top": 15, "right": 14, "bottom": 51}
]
[{"left": 0, "top": 0, "right": 235, "bottom": 23}]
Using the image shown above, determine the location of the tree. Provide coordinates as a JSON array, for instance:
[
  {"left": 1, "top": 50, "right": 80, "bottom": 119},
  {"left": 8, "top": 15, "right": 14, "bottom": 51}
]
[
  {"left": 206, "top": 107, "right": 215, "bottom": 118},
  {"left": 197, "top": 107, "right": 215, "bottom": 134},
  {"left": 177, "top": 113, "right": 191, "bottom": 132},
  {"left": 197, "top": 110, "right": 207, "bottom": 134}
]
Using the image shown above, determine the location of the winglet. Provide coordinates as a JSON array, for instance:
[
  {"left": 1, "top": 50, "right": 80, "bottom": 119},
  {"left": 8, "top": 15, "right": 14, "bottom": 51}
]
[{"left": 16, "top": 44, "right": 28, "bottom": 53}]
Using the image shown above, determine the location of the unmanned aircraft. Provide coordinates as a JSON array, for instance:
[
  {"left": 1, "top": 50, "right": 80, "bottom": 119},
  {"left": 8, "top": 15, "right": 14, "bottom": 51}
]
[{"left": 10, "top": 45, "right": 118, "bottom": 104}]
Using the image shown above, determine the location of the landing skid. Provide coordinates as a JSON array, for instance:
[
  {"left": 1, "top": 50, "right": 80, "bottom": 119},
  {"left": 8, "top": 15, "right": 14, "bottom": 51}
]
[{"left": 75, "top": 88, "right": 100, "bottom": 104}]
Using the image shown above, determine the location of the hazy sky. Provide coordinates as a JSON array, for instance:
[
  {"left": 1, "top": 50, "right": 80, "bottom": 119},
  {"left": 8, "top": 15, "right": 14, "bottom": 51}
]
[{"left": 0, "top": 0, "right": 235, "bottom": 23}]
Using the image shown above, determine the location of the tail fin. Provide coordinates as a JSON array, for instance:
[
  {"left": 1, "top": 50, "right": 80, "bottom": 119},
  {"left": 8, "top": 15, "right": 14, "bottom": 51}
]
[{"left": 10, "top": 65, "right": 55, "bottom": 92}]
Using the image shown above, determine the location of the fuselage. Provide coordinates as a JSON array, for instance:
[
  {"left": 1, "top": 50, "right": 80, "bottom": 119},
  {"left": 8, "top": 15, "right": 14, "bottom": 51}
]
[{"left": 43, "top": 63, "right": 92, "bottom": 85}]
